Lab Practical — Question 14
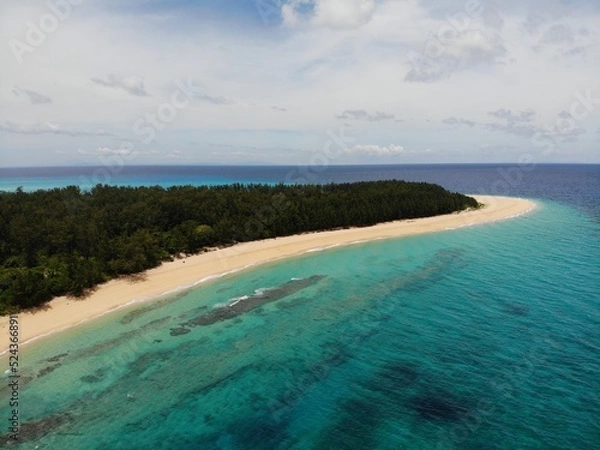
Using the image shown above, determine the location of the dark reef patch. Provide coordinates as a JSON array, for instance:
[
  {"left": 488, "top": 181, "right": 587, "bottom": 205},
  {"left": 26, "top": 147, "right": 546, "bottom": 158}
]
[
  {"left": 390, "top": 247, "right": 467, "bottom": 294},
  {"left": 314, "top": 398, "right": 381, "bottom": 450},
  {"left": 276, "top": 296, "right": 313, "bottom": 310},
  {"left": 76, "top": 316, "right": 171, "bottom": 358},
  {"left": 226, "top": 415, "right": 290, "bottom": 450},
  {"left": 80, "top": 368, "right": 108, "bottom": 384},
  {"left": 409, "top": 392, "right": 469, "bottom": 421},
  {"left": 47, "top": 352, "right": 69, "bottom": 363},
  {"left": 38, "top": 363, "right": 61, "bottom": 378},
  {"left": 322, "top": 350, "right": 348, "bottom": 367},
  {"left": 120, "top": 292, "right": 185, "bottom": 324},
  {"left": 371, "top": 362, "right": 419, "bottom": 395},
  {"left": 186, "top": 364, "right": 254, "bottom": 399},
  {"left": 3, "top": 413, "right": 72, "bottom": 444},
  {"left": 170, "top": 327, "right": 191, "bottom": 336},
  {"left": 120, "top": 307, "right": 151, "bottom": 325},
  {"left": 504, "top": 302, "right": 530, "bottom": 316},
  {"left": 185, "top": 275, "right": 326, "bottom": 327}
]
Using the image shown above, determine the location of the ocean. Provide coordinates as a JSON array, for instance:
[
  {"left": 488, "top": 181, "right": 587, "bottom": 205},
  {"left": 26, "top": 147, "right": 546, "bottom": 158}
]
[{"left": 0, "top": 164, "right": 598, "bottom": 449}]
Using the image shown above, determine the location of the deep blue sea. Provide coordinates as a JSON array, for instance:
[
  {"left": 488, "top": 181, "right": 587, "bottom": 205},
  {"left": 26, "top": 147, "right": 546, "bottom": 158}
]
[{"left": 0, "top": 164, "right": 598, "bottom": 449}]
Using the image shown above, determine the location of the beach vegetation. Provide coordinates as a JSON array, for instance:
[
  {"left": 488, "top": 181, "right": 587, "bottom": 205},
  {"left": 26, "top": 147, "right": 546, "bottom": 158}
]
[{"left": 0, "top": 181, "right": 477, "bottom": 313}]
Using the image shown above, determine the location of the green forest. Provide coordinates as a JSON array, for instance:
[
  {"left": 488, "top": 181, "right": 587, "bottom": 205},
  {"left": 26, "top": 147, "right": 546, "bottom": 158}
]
[{"left": 0, "top": 181, "right": 479, "bottom": 313}]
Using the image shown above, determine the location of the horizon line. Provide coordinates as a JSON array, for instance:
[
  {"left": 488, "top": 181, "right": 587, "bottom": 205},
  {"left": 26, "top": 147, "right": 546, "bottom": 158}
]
[{"left": 1, "top": 162, "right": 599, "bottom": 170}]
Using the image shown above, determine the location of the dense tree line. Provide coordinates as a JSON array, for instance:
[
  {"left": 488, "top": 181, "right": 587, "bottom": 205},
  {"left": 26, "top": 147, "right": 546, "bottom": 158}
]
[{"left": 0, "top": 181, "right": 478, "bottom": 313}]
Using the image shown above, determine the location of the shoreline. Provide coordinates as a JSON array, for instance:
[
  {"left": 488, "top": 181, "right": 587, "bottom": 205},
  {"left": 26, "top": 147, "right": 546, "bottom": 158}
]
[{"left": 0, "top": 195, "right": 535, "bottom": 353}]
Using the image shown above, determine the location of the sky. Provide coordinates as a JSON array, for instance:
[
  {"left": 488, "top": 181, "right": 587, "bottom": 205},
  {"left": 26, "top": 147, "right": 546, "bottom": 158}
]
[{"left": 1, "top": 0, "right": 599, "bottom": 167}]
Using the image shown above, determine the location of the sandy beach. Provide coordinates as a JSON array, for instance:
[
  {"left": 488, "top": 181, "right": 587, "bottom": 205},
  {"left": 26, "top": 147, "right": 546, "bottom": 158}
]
[{"left": 0, "top": 195, "right": 534, "bottom": 353}]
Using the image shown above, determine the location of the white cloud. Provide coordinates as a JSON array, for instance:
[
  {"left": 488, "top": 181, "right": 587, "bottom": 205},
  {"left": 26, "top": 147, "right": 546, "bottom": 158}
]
[
  {"left": 485, "top": 108, "right": 540, "bottom": 138},
  {"left": 488, "top": 108, "right": 535, "bottom": 123},
  {"left": 12, "top": 86, "right": 52, "bottom": 104},
  {"left": 524, "top": 15, "right": 595, "bottom": 58},
  {"left": 0, "top": 0, "right": 598, "bottom": 165},
  {"left": 196, "top": 93, "right": 235, "bottom": 105},
  {"left": 538, "top": 23, "right": 575, "bottom": 46},
  {"left": 282, "top": 0, "right": 376, "bottom": 29},
  {"left": 406, "top": 30, "right": 507, "bottom": 82},
  {"left": 349, "top": 144, "right": 405, "bottom": 156},
  {"left": 336, "top": 110, "right": 396, "bottom": 122},
  {"left": 482, "top": 108, "right": 588, "bottom": 143},
  {"left": 444, "top": 30, "right": 507, "bottom": 62},
  {"left": 443, "top": 117, "right": 476, "bottom": 127},
  {"left": 0, "top": 121, "right": 112, "bottom": 137},
  {"left": 77, "top": 146, "right": 134, "bottom": 156},
  {"left": 91, "top": 74, "right": 150, "bottom": 97}
]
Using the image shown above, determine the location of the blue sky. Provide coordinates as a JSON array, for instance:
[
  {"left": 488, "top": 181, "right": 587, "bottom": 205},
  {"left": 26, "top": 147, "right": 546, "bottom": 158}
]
[{"left": 1, "top": 0, "right": 599, "bottom": 166}]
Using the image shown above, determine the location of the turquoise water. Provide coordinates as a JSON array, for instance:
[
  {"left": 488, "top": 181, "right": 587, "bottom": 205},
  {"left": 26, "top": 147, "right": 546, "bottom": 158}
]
[{"left": 1, "top": 200, "right": 599, "bottom": 449}]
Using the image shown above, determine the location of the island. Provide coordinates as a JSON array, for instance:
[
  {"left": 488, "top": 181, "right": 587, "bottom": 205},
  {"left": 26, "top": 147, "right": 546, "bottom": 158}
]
[
  {"left": 0, "top": 182, "right": 534, "bottom": 350},
  {"left": 0, "top": 181, "right": 480, "bottom": 313}
]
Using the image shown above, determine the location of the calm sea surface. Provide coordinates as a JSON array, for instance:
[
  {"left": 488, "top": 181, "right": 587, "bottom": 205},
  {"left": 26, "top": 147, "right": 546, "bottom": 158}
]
[{"left": 0, "top": 164, "right": 598, "bottom": 449}]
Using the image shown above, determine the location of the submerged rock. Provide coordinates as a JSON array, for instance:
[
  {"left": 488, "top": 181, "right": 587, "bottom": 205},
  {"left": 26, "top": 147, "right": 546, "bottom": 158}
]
[
  {"left": 37, "top": 363, "right": 61, "bottom": 378},
  {"left": 227, "top": 415, "right": 290, "bottom": 450},
  {"left": 313, "top": 398, "right": 381, "bottom": 450},
  {"left": 186, "top": 275, "right": 326, "bottom": 327},
  {"left": 378, "top": 362, "right": 419, "bottom": 391},
  {"left": 3, "top": 413, "right": 72, "bottom": 444},
  {"left": 46, "top": 352, "right": 69, "bottom": 363},
  {"left": 505, "top": 303, "right": 530, "bottom": 316},
  {"left": 410, "top": 393, "right": 469, "bottom": 421},
  {"left": 80, "top": 368, "right": 107, "bottom": 384},
  {"left": 169, "top": 327, "right": 191, "bottom": 336},
  {"left": 80, "top": 374, "right": 102, "bottom": 384}
]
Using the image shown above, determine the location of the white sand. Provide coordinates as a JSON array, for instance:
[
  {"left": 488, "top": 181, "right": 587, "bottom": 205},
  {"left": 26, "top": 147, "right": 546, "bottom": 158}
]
[{"left": 0, "top": 195, "right": 534, "bottom": 353}]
